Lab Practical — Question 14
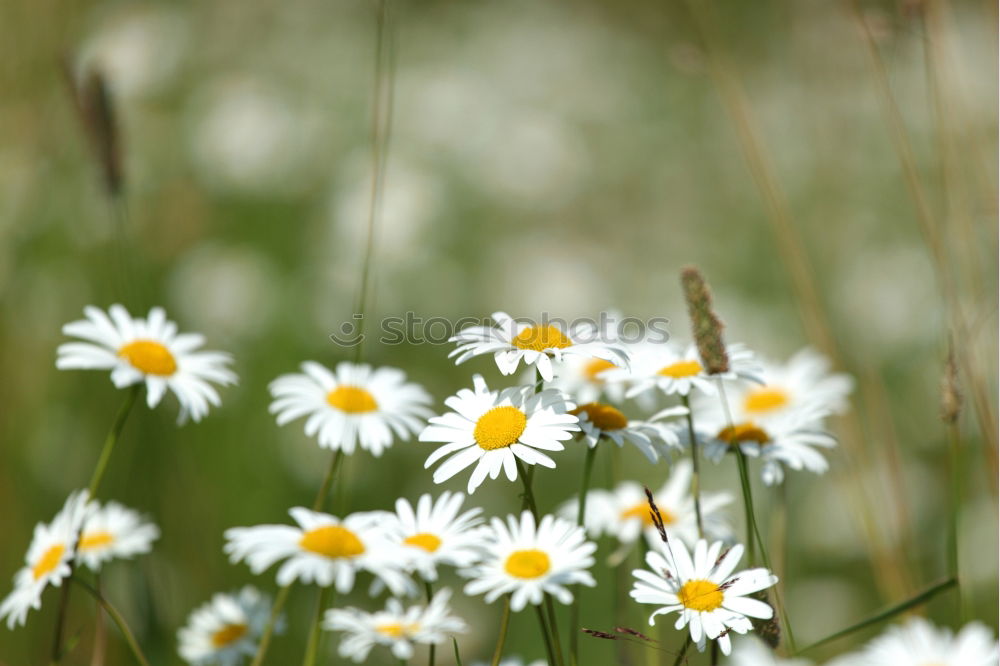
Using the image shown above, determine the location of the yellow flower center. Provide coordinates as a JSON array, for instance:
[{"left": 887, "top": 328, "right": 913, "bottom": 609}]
[
  {"left": 582, "top": 358, "right": 616, "bottom": 383},
  {"left": 79, "top": 530, "right": 115, "bottom": 551},
  {"left": 512, "top": 325, "right": 573, "bottom": 352},
  {"left": 118, "top": 340, "right": 177, "bottom": 376},
  {"left": 571, "top": 402, "right": 628, "bottom": 431},
  {"left": 403, "top": 533, "right": 442, "bottom": 553},
  {"left": 473, "top": 406, "right": 527, "bottom": 450},
  {"left": 504, "top": 549, "right": 551, "bottom": 579},
  {"left": 299, "top": 525, "right": 366, "bottom": 558},
  {"left": 743, "top": 386, "right": 789, "bottom": 414},
  {"left": 717, "top": 422, "right": 771, "bottom": 445},
  {"left": 657, "top": 360, "right": 702, "bottom": 379},
  {"left": 211, "top": 623, "right": 248, "bottom": 648},
  {"left": 376, "top": 622, "right": 419, "bottom": 638},
  {"left": 678, "top": 579, "right": 724, "bottom": 612},
  {"left": 326, "top": 386, "right": 379, "bottom": 413},
  {"left": 32, "top": 544, "right": 65, "bottom": 580},
  {"left": 621, "top": 502, "right": 675, "bottom": 526}
]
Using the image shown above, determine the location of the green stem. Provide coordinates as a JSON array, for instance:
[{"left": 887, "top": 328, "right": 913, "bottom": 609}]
[
  {"left": 452, "top": 638, "right": 463, "bottom": 666},
  {"left": 568, "top": 445, "right": 597, "bottom": 666},
  {"left": 250, "top": 584, "right": 292, "bottom": 666},
  {"left": 734, "top": 450, "right": 757, "bottom": 565},
  {"left": 534, "top": 604, "right": 558, "bottom": 666},
  {"left": 516, "top": 459, "right": 539, "bottom": 519},
  {"left": 798, "top": 577, "right": 958, "bottom": 653},
  {"left": 671, "top": 636, "right": 692, "bottom": 666},
  {"left": 544, "top": 596, "right": 565, "bottom": 666},
  {"left": 680, "top": 394, "right": 704, "bottom": 537},
  {"left": 947, "top": 422, "right": 964, "bottom": 621},
  {"left": 69, "top": 578, "right": 149, "bottom": 666},
  {"left": 490, "top": 596, "right": 511, "bottom": 666},
  {"left": 302, "top": 587, "right": 333, "bottom": 666},
  {"left": 424, "top": 580, "right": 436, "bottom": 666},
  {"left": 312, "top": 450, "right": 346, "bottom": 512}
]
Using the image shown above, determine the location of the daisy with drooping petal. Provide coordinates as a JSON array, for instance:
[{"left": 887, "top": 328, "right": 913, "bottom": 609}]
[
  {"left": 463, "top": 511, "right": 596, "bottom": 612},
  {"left": 571, "top": 402, "right": 681, "bottom": 463},
  {"left": 825, "top": 617, "right": 999, "bottom": 666},
  {"left": 0, "top": 491, "right": 94, "bottom": 628},
  {"left": 323, "top": 588, "right": 467, "bottom": 663},
  {"left": 224, "top": 508, "right": 413, "bottom": 596},
  {"left": 561, "top": 460, "right": 733, "bottom": 554},
  {"left": 696, "top": 404, "right": 836, "bottom": 486},
  {"left": 621, "top": 342, "right": 760, "bottom": 400},
  {"left": 421, "top": 375, "right": 579, "bottom": 493},
  {"left": 725, "top": 636, "right": 813, "bottom": 666},
  {"left": 630, "top": 538, "right": 777, "bottom": 656},
  {"left": 75, "top": 500, "right": 160, "bottom": 571},
  {"left": 57, "top": 305, "right": 237, "bottom": 423},
  {"left": 449, "top": 312, "right": 629, "bottom": 382},
  {"left": 383, "top": 492, "right": 484, "bottom": 582},
  {"left": 177, "top": 586, "right": 276, "bottom": 666},
  {"left": 269, "top": 361, "right": 432, "bottom": 456}
]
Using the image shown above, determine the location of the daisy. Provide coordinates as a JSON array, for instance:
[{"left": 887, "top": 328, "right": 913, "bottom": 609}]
[
  {"left": 697, "top": 405, "right": 836, "bottom": 486},
  {"left": 383, "top": 492, "right": 484, "bottom": 582},
  {"left": 76, "top": 500, "right": 160, "bottom": 571},
  {"left": 463, "top": 511, "right": 596, "bottom": 612},
  {"left": 177, "top": 586, "right": 275, "bottom": 666},
  {"left": 725, "top": 636, "right": 813, "bottom": 665},
  {"left": 621, "top": 342, "right": 760, "bottom": 400},
  {"left": 449, "top": 312, "right": 629, "bottom": 382},
  {"left": 323, "top": 588, "right": 467, "bottom": 663},
  {"left": 269, "top": 361, "right": 432, "bottom": 456},
  {"left": 826, "top": 617, "right": 998, "bottom": 666},
  {"left": 56, "top": 304, "right": 236, "bottom": 423},
  {"left": 630, "top": 538, "right": 777, "bottom": 656},
  {"left": 562, "top": 460, "right": 733, "bottom": 554},
  {"left": 224, "top": 508, "right": 413, "bottom": 596},
  {"left": 0, "top": 490, "right": 94, "bottom": 628},
  {"left": 698, "top": 348, "right": 852, "bottom": 428},
  {"left": 421, "top": 375, "right": 579, "bottom": 494},
  {"left": 547, "top": 353, "right": 629, "bottom": 405},
  {"left": 571, "top": 402, "right": 682, "bottom": 463}
]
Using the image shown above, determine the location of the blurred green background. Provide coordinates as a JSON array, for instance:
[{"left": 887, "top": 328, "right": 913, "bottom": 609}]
[{"left": 0, "top": 0, "right": 996, "bottom": 663}]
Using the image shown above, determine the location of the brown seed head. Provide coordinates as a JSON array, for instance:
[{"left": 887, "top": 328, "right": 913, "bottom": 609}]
[{"left": 680, "top": 266, "right": 729, "bottom": 374}]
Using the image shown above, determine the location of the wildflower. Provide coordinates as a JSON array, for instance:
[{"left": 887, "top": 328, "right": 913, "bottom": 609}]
[
  {"left": 621, "top": 342, "right": 760, "bottom": 400},
  {"left": 725, "top": 636, "right": 814, "bottom": 665},
  {"left": 547, "top": 353, "right": 629, "bottom": 405},
  {"left": 224, "top": 508, "right": 412, "bottom": 596},
  {"left": 630, "top": 538, "right": 777, "bottom": 656},
  {"left": 177, "top": 586, "right": 275, "bottom": 666},
  {"left": 324, "top": 588, "right": 467, "bottom": 663},
  {"left": 56, "top": 305, "right": 236, "bottom": 423},
  {"left": 421, "top": 375, "right": 579, "bottom": 493},
  {"left": 269, "top": 361, "right": 431, "bottom": 456},
  {"left": 383, "top": 492, "right": 484, "bottom": 582},
  {"left": 449, "top": 312, "right": 628, "bottom": 382},
  {"left": 463, "top": 511, "right": 596, "bottom": 612},
  {"left": 0, "top": 491, "right": 94, "bottom": 628},
  {"left": 826, "top": 617, "right": 998, "bottom": 666},
  {"left": 571, "top": 401, "right": 681, "bottom": 463},
  {"left": 75, "top": 500, "right": 159, "bottom": 571}
]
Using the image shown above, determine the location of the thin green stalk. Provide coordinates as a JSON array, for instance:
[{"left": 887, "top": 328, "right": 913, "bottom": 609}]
[
  {"left": 734, "top": 451, "right": 757, "bottom": 565},
  {"left": 568, "top": 445, "right": 597, "bottom": 666},
  {"left": 250, "top": 583, "right": 292, "bottom": 666},
  {"left": 534, "top": 604, "right": 558, "bottom": 666},
  {"left": 516, "top": 459, "right": 539, "bottom": 519},
  {"left": 89, "top": 574, "right": 106, "bottom": 666},
  {"left": 452, "top": 638, "right": 463, "bottom": 666},
  {"left": 543, "top": 596, "right": 565, "bottom": 666},
  {"left": 302, "top": 587, "right": 333, "bottom": 666},
  {"left": 798, "top": 577, "right": 958, "bottom": 653},
  {"left": 490, "top": 596, "right": 511, "bottom": 666},
  {"left": 671, "top": 636, "right": 692, "bottom": 666},
  {"left": 69, "top": 578, "right": 149, "bottom": 666},
  {"left": 424, "top": 580, "right": 436, "bottom": 666},
  {"left": 947, "top": 423, "right": 964, "bottom": 621},
  {"left": 680, "top": 394, "right": 704, "bottom": 537},
  {"left": 312, "top": 450, "right": 346, "bottom": 512}
]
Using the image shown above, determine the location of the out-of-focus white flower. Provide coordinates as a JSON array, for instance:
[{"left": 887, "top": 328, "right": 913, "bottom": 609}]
[
  {"left": 825, "top": 617, "right": 998, "bottom": 666},
  {"left": 619, "top": 342, "right": 760, "bottom": 400},
  {"left": 76, "top": 501, "right": 159, "bottom": 572},
  {"left": 177, "top": 587, "right": 275, "bottom": 666},
  {"left": 724, "top": 636, "right": 813, "bottom": 665}
]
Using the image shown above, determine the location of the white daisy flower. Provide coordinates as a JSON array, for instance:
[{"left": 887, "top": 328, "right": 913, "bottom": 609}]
[
  {"left": 630, "top": 538, "right": 777, "bottom": 656},
  {"left": 571, "top": 402, "right": 682, "bottom": 463},
  {"left": 826, "top": 617, "right": 999, "bottom": 666},
  {"left": 0, "top": 490, "right": 94, "bottom": 628},
  {"left": 76, "top": 500, "right": 160, "bottom": 571},
  {"left": 323, "top": 588, "right": 467, "bottom": 663},
  {"left": 177, "top": 586, "right": 275, "bottom": 666},
  {"left": 449, "top": 312, "right": 629, "bottom": 382},
  {"left": 725, "top": 636, "right": 813, "bottom": 665},
  {"left": 698, "top": 348, "right": 852, "bottom": 428},
  {"left": 224, "top": 508, "right": 413, "bottom": 596},
  {"left": 269, "top": 361, "right": 432, "bottom": 456},
  {"left": 463, "top": 511, "right": 596, "bottom": 612},
  {"left": 561, "top": 460, "right": 733, "bottom": 553},
  {"left": 696, "top": 405, "right": 836, "bottom": 486},
  {"left": 383, "top": 492, "right": 484, "bottom": 582},
  {"left": 56, "top": 304, "right": 237, "bottom": 423},
  {"left": 420, "top": 375, "right": 579, "bottom": 494},
  {"left": 621, "top": 342, "right": 760, "bottom": 400},
  {"left": 547, "top": 354, "right": 628, "bottom": 405}
]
